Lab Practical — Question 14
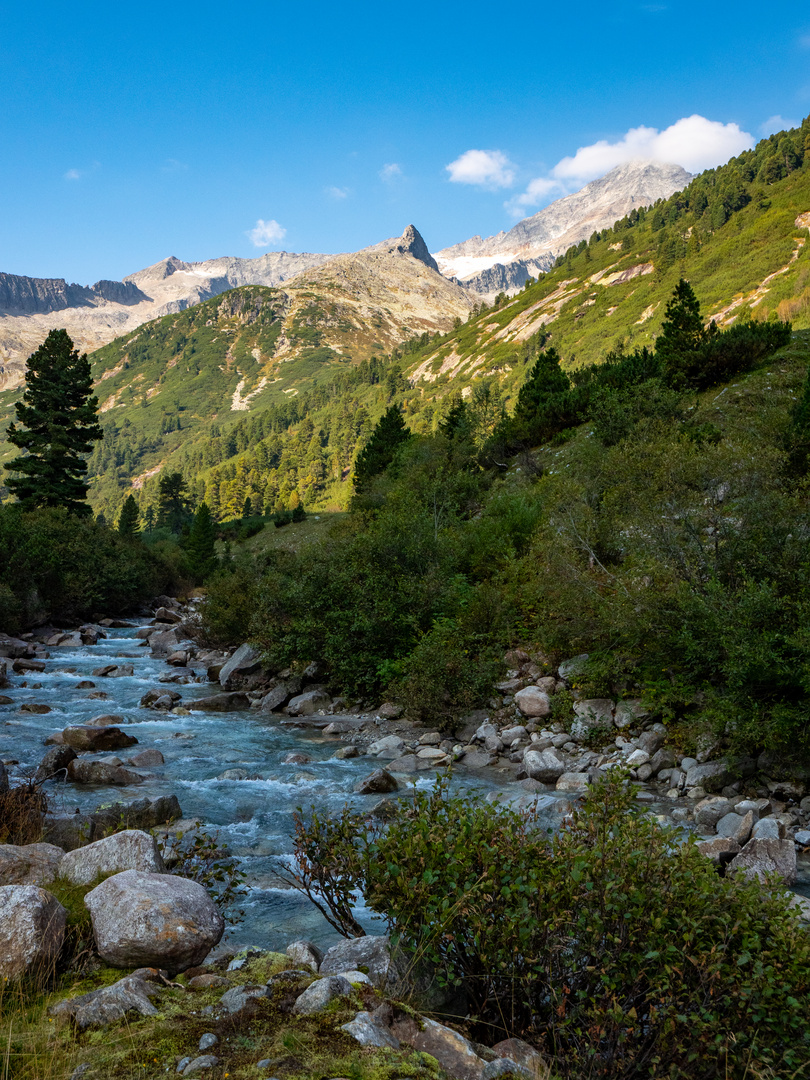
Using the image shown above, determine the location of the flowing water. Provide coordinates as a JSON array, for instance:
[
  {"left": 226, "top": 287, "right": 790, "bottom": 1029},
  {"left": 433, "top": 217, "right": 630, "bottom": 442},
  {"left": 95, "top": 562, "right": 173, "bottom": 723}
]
[
  {"left": 0, "top": 624, "right": 547, "bottom": 952},
  {"left": 6, "top": 625, "right": 806, "bottom": 951}
]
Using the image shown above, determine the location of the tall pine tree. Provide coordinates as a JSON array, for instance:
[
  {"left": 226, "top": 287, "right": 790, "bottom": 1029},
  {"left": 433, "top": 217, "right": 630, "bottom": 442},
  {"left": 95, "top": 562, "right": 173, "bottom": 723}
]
[
  {"left": 5, "top": 330, "right": 103, "bottom": 515},
  {"left": 352, "top": 405, "right": 411, "bottom": 493},
  {"left": 117, "top": 494, "right": 140, "bottom": 536},
  {"left": 185, "top": 502, "right": 218, "bottom": 581}
]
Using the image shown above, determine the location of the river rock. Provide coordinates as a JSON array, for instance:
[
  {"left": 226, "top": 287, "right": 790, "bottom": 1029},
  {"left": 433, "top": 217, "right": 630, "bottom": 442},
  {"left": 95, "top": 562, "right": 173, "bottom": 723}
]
[
  {"left": 695, "top": 836, "right": 741, "bottom": 864},
  {"left": 140, "top": 689, "right": 181, "bottom": 709},
  {"left": 21, "top": 703, "right": 51, "bottom": 714},
  {"left": 0, "top": 659, "right": 7, "bottom": 687},
  {"left": 13, "top": 658, "right": 46, "bottom": 673},
  {"left": 85, "top": 869, "right": 224, "bottom": 974},
  {"left": 353, "top": 769, "right": 399, "bottom": 794},
  {"left": 286, "top": 689, "right": 331, "bottom": 715},
  {"left": 649, "top": 746, "right": 677, "bottom": 775},
  {"left": 0, "top": 843, "right": 64, "bottom": 886},
  {"left": 292, "top": 974, "right": 353, "bottom": 1014},
  {"left": 34, "top": 745, "right": 78, "bottom": 782},
  {"left": 154, "top": 607, "right": 183, "bottom": 624},
  {"left": 751, "top": 817, "right": 783, "bottom": 840},
  {"left": 85, "top": 713, "right": 127, "bottom": 727},
  {"left": 0, "top": 760, "right": 8, "bottom": 793},
  {"left": 491, "top": 1038, "right": 547, "bottom": 1077},
  {"left": 390, "top": 1013, "right": 485, "bottom": 1080},
  {"left": 189, "top": 692, "right": 250, "bottom": 712},
  {"left": 42, "top": 814, "right": 96, "bottom": 850},
  {"left": 0, "top": 885, "right": 67, "bottom": 979},
  {"left": 694, "top": 796, "right": 733, "bottom": 828},
  {"left": 149, "top": 630, "right": 181, "bottom": 658},
  {"left": 571, "top": 699, "right": 614, "bottom": 740},
  {"left": 61, "top": 725, "right": 137, "bottom": 752},
  {"left": 556, "top": 772, "right": 589, "bottom": 792},
  {"left": 716, "top": 810, "right": 754, "bottom": 846},
  {"left": 727, "top": 838, "right": 797, "bottom": 884},
  {"left": 91, "top": 794, "right": 183, "bottom": 833},
  {"left": 60, "top": 830, "right": 166, "bottom": 886},
  {"left": 685, "top": 760, "right": 732, "bottom": 793},
  {"left": 67, "top": 760, "right": 144, "bottom": 785},
  {"left": 523, "top": 748, "right": 566, "bottom": 784},
  {"left": 49, "top": 971, "right": 163, "bottom": 1029},
  {"left": 219, "top": 643, "right": 262, "bottom": 688},
  {"left": 514, "top": 686, "right": 551, "bottom": 718},
  {"left": 258, "top": 682, "right": 290, "bottom": 711},
  {"left": 128, "top": 749, "right": 165, "bottom": 767},
  {"left": 286, "top": 939, "right": 323, "bottom": 972},
  {"left": 341, "top": 1010, "right": 401, "bottom": 1048},
  {"left": 320, "top": 934, "right": 403, "bottom": 992}
]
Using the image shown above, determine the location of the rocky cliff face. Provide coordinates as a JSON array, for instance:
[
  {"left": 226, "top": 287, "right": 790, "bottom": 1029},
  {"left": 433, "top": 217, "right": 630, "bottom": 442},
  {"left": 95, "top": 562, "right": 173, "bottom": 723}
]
[
  {"left": 434, "top": 160, "right": 692, "bottom": 295},
  {"left": 0, "top": 250, "right": 334, "bottom": 390}
]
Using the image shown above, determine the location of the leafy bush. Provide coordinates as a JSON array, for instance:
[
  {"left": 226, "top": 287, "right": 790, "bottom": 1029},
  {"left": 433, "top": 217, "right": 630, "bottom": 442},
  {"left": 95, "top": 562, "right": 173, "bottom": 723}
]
[
  {"left": 0, "top": 506, "right": 176, "bottom": 630},
  {"left": 291, "top": 772, "right": 810, "bottom": 1079}
]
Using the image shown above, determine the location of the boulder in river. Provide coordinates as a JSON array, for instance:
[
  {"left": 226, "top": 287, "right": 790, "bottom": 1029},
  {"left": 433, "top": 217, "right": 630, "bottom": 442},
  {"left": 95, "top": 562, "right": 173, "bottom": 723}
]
[
  {"left": 219, "top": 643, "right": 263, "bottom": 689},
  {"left": 149, "top": 630, "right": 181, "bottom": 658},
  {"left": 0, "top": 659, "right": 7, "bottom": 687},
  {"left": 353, "top": 769, "right": 399, "bottom": 794},
  {"left": 189, "top": 692, "right": 251, "bottom": 712},
  {"left": 67, "top": 760, "right": 144, "bottom": 786},
  {"left": 60, "top": 830, "right": 166, "bottom": 886},
  {"left": 85, "top": 869, "right": 224, "bottom": 974},
  {"left": 61, "top": 725, "right": 137, "bottom": 751},
  {"left": 523, "top": 748, "right": 566, "bottom": 784},
  {"left": 140, "top": 689, "right": 181, "bottom": 710},
  {"left": 0, "top": 885, "right": 67, "bottom": 979},
  {"left": 286, "top": 688, "right": 332, "bottom": 715}
]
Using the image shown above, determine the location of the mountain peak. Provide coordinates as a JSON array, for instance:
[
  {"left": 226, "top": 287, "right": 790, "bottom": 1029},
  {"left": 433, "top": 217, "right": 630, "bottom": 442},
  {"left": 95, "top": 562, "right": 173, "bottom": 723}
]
[{"left": 365, "top": 225, "right": 440, "bottom": 272}]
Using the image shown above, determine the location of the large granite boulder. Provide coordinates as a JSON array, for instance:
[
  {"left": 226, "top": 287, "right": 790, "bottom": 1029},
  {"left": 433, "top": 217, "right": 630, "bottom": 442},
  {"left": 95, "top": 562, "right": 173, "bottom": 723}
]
[
  {"left": 219, "top": 643, "right": 262, "bottom": 689},
  {"left": 0, "top": 843, "right": 64, "bottom": 887},
  {"left": 292, "top": 975, "right": 353, "bottom": 1014},
  {"left": 286, "top": 689, "right": 332, "bottom": 716},
  {"left": 0, "top": 885, "right": 67, "bottom": 979},
  {"left": 353, "top": 769, "right": 399, "bottom": 794},
  {"left": 60, "top": 830, "right": 166, "bottom": 886},
  {"left": 85, "top": 870, "right": 224, "bottom": 974},
  {"left": 727, "top": 837, "right": 797, "bottom": 884}
]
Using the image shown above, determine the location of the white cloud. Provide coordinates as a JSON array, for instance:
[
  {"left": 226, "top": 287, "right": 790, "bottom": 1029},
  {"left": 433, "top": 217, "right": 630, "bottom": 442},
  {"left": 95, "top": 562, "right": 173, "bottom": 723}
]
[
  {"left": 553, "top": 115, "right": 752, "bottom": 180},
  {"left": 446, "top": 149, "right": 515, "bottom": 188},
  {"left": 162, "top": 158, "right": 188, "bottom": 173},
  {"left": 64, "top": 169, "right": 81, "bottom": 180},
  {"left": 325, "top": 186, "right": 349, "bottom": 200},
  {"left": 759, "top": 114, "right": 800, "bottom": 136},
  {"left": 380, "top": 162, "right": 402, "bottom": 181},
  {"left": 246, "top": 218, "right": 287, "bottom": 247},
  {"left": 506, "top": 115, "right": 753, "bottom": 217}
]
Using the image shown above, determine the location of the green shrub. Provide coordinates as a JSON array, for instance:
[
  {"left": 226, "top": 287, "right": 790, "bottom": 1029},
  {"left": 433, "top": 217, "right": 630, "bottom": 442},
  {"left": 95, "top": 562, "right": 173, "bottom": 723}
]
[{"left": 291, "top": 772, "right": 810, "bottom": 1079}]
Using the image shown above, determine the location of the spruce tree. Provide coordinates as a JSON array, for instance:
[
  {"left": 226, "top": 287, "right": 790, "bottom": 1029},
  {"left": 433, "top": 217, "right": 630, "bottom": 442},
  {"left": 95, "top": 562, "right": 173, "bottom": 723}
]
[
  {"left": 186, "top": 502, "right": 218, "bottom": 581},
  {"left": 656, "top": 279, "right": 708, "bottom": 387},
  {"left": 117, "top": 494, "right": 140, "bottom": 536},
  {"left": 513, "top": 347, "right": 570, "bottom": 428},
  {"left": 352, "top": 405, "right": 411, "bottom": 493},
  {"left": 5, "top": 329, "right": 103, "bottom": 515},
  {"left": 156, "top": 471, "right": 192, "bottom": 533}
]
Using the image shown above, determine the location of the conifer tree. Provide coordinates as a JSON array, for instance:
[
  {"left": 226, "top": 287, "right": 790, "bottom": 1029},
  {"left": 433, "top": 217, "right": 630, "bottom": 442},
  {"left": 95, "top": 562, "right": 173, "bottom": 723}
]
[
  {"left": 352, "top": 405, "right": 411, "bottom": 493},
  {"left": 5, "top": 329, "right": 103, "bottom": 515},
  {"left": 186, "top": 502, "right": 218, "bottom": 582},
  {"left": 513, "top": 347, "right": 570, "bottom": 429},
  {"left": 156, "top": 471, "right": 192, "bottom": 533},
  {"left": 117, "top": 494, "right": 140, "bottom": 536},
  {"left": 656, "top": 279, "right": 709, "bottom": 387}
]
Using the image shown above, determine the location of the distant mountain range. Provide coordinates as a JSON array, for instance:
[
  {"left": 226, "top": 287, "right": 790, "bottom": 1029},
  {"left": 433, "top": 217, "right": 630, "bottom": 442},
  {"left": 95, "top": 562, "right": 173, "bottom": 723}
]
[
  {"left": 0, "top": 163, "right": 691, "bottom": 389},
  {"left": 433, "top": 160, "right": 692, "bottom": 292}
]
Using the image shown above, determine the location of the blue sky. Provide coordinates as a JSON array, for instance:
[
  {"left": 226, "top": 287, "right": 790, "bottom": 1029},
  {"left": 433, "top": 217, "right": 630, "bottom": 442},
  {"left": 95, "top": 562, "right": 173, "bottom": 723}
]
[{"left": 2, "top": 0, "right": 809, "bottom": 283}]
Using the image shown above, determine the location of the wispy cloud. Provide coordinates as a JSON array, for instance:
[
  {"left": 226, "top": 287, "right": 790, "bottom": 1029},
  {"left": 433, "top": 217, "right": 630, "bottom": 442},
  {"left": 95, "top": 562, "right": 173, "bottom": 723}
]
[
  {"left": 325, "top": 185, "right": 349, "bottom": 200},
  {"left": 162, "top": 158, "right": 188, "bottom": 173},
  {"left": 64, "top": 169, "right": 81, "bottom": 181},
  {"left": 446, "top": 149, "right": 515, "bottom": 189},
  {"left": 799, "top": 33, "right": 810, "bottom": 48},
  {"left": 759, "top": 114, "right": 800, "bottom": 136},
  {"left": 246, "top": 218, "right": 287, "bottom": 247},
  {"left": 380, "top": 162, "right": 402, "bottom": 181},
  {"left": 506, "top": 115, "right": 753, "bottom": 217}
]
